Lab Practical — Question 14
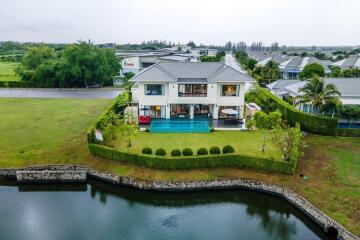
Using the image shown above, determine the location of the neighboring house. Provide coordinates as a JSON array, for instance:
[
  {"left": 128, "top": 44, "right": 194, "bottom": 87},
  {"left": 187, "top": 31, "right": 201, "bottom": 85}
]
[
  {"left": 117, "top": 50, "right": 199, "bottom": 76},
  {"left": 332, "top": 54, "right": 360, "bottom": 69},
  {"left": 190, "top": 48, "right": 218, "bottom": 57},
  {"left": 267, "top": 78, "right": 360, "bottom": 112},
  {"left": 130, "top": 62, "right": 256, "bottom": 120},
  {"left": 279, "top": 56, "right": 331, "bottom": 79}
]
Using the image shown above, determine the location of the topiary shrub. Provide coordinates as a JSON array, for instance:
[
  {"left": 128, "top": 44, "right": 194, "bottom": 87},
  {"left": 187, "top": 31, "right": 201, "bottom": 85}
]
[
  {"left": 142, "top": 147, "right": 152, "bottom": 155},
  {"left": 182, "top": 148, "right": 193, "bottom": 156},
  {"left": 223, "top": 145, "right": 235, "bottom": 154},
  {"left": 197, "top": 148, "right": 208, "bottom": 155},
  {"left": 155, "top": 148, "right": 166, "bottom": 156},
  {"left": 171, "top": 149, "right": 182, "bottom": 156},
  {"left": 209, "top": 146, "right": 221, "bottom": 155}
]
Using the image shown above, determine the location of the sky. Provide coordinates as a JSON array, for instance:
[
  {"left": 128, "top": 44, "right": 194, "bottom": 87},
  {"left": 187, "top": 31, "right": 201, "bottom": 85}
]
[{"left": 1, "top": 0, "right": 359, "bottom": 46}]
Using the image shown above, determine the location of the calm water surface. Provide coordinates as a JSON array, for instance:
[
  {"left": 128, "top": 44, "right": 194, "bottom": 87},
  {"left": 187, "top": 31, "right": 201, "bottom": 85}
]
[{"left": 0, "top": 178, "right": 330, "bottom": 240}]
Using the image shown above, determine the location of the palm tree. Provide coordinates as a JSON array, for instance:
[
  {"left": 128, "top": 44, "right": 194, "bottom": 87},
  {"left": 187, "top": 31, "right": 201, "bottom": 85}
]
[{"left": 298, "top": 76, "right": 341, "bottom": 115}]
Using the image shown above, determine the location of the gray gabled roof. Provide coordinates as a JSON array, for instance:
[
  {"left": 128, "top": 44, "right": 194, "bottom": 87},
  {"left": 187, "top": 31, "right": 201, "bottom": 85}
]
[
  {"left": 130, "top": 62, "right": 256, "bottom": 83},
  {"left": 267, "top": 78, "right": 360, "bottom": 98},
  {"left": 332, "top": 55, "right": 360, "bottom": 69}
]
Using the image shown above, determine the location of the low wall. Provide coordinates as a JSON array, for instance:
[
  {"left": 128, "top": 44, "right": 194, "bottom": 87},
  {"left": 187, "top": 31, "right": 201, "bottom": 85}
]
[
  {"left": 16, "top": 170, "right": 87, "bottom": 183},
  {"left": 0, "top": 165, "right": 357, "bottom": 240}
]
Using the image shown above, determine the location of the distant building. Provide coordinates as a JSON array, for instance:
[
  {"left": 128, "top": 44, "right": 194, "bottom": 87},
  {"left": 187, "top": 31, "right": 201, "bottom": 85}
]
[
  {"left": 279, "top": 56, "right": 331, "bottom": 79},
  {"left": 190, "top": 48, "right": 218, "bottom": 57},
  {"left": 332, "top": 54, "right": 360, "bottom": 69}
]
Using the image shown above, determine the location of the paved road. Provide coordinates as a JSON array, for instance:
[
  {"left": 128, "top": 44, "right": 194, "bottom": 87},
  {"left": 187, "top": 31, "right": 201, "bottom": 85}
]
[
  {"left": 0, "top": 88, "right": 123, "bottom": 99},
  {"left": 224, "top": 53, "right": 247, "bottom": 73}
]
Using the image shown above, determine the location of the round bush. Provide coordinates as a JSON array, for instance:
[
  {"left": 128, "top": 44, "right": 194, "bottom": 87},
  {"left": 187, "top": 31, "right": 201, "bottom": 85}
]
[
  {"left": 142, "top": 147, "right": 152, "bottom": 155},
  {"left": 155, "top": 148, "right": 166, "bottom": 156},
  {"left": 171, "top": 149, "right": 182, "bottom": 156},
  {"left": 182, "top": 148, "right": 193, "bottom": 156},
  {"left": 197, "top": 148, "right": 208, "bottom": 155},
  {"left": 209, "top": 146, "right": 221, "bottom": 155},
  {"left": 222, "top": 145, "right": 235, "bottom": 154}
]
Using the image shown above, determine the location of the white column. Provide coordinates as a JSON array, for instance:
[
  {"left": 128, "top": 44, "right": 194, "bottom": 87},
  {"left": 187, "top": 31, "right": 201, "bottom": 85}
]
[
  {"left": 166, "top": 105, "right": 171, "bottom": 119},
  {"left": 213, "top": 105, "right": 219, "bottom": 119},
  {"left": 239, "top": 105, "right": 244, "bottom": 119},
  {"left": 190, "top": 104, "right": 194, "bottom": 119}
]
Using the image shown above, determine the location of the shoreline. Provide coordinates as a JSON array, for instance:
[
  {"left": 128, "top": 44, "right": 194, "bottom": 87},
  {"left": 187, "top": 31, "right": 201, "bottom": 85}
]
[{"left": 0, "top": 164, "right": 358, "bottom": 240}]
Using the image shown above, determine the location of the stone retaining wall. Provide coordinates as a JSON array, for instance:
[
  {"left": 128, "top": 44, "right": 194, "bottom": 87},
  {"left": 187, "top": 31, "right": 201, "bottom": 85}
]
[
  {"left": 16, "top": 170, "right": 87, "bottom": 183},
  {"left": 0, "top": 165, "right": 358, "bottom": 240}
]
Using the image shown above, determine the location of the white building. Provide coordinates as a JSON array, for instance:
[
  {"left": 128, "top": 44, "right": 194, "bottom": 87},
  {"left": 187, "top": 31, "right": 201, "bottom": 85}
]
[
  {"left": 190, "top": 48, "right": 218, "bottom": 57},
  {"left": 131, "top": 62, "right": 255, "bottom": 120}
]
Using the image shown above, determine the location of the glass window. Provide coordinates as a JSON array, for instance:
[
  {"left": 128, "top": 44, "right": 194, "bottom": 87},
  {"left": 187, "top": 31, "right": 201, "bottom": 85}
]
[
  {"left": 221, "top": 85, "right": 239, "bottom": 96},
  {"left": 145, "top": 84, "right": 164, "bottom": 95},
  {"left": 178, "top": 84, "right": 207, "bottom": 97}
]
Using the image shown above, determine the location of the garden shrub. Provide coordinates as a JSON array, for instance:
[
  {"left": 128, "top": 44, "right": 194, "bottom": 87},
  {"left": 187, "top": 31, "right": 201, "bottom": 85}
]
[
  {"left": 209, "top": 146, "right": 221, "bottom": 154},
  {"left": 88, "top": 144, "right": 298, "bottom": 174},
  {"left": 246, "top": 87, "right": 338, "bottom": 135},
  {"left": 142, "top": 147, "right": 152, "bottom": 155},
  {"left": 337, "top": 128, "right": 360, "bottom": 137},
  {"left": 171, "top": 149, "right": 182, "bottom": 156},
  {"left": 197, "top": 148, "right": 208, "bottom": 155},
  {"left": 155, "top": 148, "right": 166, "bottom": 156},
  {"left": 182, "top": 148, "right": 193, "bottom": 156},
  {"left": 223, "top": 145, "right": 235, "bottom": 154}
]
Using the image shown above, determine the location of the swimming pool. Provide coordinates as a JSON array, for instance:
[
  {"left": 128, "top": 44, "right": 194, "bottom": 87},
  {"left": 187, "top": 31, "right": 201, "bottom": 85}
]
[
  {"left": 338, "top": 122, "right": 360, "bottom": 129},
  {"left": 150, "top": 119, "right": 210, "bottom": 132}
]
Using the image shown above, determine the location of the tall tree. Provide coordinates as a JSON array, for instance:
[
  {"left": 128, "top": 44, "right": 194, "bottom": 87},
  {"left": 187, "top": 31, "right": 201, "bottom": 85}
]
[
  {"left": 298, "top": 76, "right": 341, "bottom": 115},
  {"left": 300, "top": 63, "right": 325, "bottom": 79}
]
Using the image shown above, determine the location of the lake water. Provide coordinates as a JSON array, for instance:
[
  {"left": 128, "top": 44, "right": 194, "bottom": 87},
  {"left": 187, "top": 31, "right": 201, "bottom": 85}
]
[{"left": 0, "top": 178, "right": 331, "bottom": 240}]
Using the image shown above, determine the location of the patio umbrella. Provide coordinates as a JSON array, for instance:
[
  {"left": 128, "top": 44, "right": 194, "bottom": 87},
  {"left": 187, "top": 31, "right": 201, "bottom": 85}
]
[{"left": 221, "top": 108, "right": 238, "bottom": 115}]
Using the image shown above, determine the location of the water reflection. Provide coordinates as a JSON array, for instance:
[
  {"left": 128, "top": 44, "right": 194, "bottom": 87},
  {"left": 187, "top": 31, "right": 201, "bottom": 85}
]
[{"left": 0, "top": 178, "right": 329, "bottom": 240}]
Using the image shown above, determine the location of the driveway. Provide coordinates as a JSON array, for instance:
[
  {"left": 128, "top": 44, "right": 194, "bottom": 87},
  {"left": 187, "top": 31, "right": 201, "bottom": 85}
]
[
  {"left": 224, "top": 53, "right": 247, "bottom": 73},
  {"left": 0, "top": 88, "right": 123, "bottom": 99}
]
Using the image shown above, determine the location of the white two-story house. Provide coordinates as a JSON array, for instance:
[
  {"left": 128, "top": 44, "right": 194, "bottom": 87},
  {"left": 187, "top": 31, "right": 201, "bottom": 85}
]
[{"left": 130, "top": 62, "right": 256, "bottom": 121}]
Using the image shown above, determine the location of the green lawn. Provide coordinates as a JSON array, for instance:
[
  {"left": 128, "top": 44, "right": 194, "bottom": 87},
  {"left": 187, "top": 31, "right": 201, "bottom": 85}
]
[
  {"left": 112, "top": 131, "right": 282, "bottom": 160},
  {"left": 0, "top": 62, "right": 20, "bottom": 81},
  {"left": 0, "top": 98, "right": 111, "bottom": 167}
]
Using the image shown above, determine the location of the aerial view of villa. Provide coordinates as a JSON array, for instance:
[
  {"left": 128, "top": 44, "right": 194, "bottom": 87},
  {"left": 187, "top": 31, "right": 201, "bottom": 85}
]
[{"left": 0, "top": 0, "right": 359, "bottom": 240}]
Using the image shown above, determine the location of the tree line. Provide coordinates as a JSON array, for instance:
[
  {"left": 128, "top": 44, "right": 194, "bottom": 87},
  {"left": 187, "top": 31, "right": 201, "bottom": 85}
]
[{"left": 15, "top": 41, "right": 120, "bottom": 88}]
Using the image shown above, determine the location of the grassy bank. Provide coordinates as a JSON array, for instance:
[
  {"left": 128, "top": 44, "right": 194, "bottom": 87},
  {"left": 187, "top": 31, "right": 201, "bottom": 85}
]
[
  {"left": 0, "top": 62, "right": 20, "bottom": 81},
  {"left": 0, "top": 98, "right": 358, "bottom": 236}
]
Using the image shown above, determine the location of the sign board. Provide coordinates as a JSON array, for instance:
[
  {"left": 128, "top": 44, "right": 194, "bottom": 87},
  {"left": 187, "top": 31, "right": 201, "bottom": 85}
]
[{"left": 95, "top": 129, "right": 103, "bottom": 141}]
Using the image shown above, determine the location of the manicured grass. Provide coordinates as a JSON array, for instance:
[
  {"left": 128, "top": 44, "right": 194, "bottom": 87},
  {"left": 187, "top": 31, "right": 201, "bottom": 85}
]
[
  {"left": 0, "top": 62, "right": 20, "bottom": 81},
  {"left": 0, "top": 98, "right": 112, "bottom": 167},
  {"left": 112, "top": 131, "right": 282, "bottom": 160}
]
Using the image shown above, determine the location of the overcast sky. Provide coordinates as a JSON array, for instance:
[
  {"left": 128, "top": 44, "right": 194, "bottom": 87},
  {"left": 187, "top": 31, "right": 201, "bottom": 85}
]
[{"left": 1, "top": 0, "right": 359, "bottom": 46}]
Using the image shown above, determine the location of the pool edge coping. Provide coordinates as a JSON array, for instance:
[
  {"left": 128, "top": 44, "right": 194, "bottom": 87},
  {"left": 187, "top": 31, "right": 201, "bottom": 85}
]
[{"left": 0, "top": 164, "right": 358, "bottom": 240}]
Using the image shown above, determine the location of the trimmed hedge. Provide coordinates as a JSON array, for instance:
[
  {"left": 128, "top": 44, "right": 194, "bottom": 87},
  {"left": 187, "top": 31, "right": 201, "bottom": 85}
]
[
  {"left": 0, "top": 81, "right": 34, "bottom": 88},
  {"left": 88, "top": 143, "right": 297, "bottom": 174},
  {"left": 209, "top": 146, "right": 221, "bottom": 155},
  {"left": 142, "top": 147, "right": 152, "bottom": 155},
  {"left": 197, "top": 148, "right": 208, "bottom": 155},
  {"left": 87, "top": 93, "right": 128, "bottom": 143},
  {"left": 250, "top": 88, "right": 338, "bottom": 136},
  {"left": 223, "top": 145, "right": 235, "bottom": 154},
  {"left": 171, "top": 149, "right": 182, "bottom": 156},
  {"left": 337, "top": 128, "right": 360, "bottom": 137},
  {"left": 182, "top": 148, "right": 193, "bottom": 156},
  {"left": 155, "top": 148, "right": 166, "bottom": 156}
]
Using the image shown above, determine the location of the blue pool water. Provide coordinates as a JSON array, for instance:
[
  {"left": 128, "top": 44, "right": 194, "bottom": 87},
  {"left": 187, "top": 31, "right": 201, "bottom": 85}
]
[
  {"left": 338, "top": 122, "right": 360, "bottom": 129},
  {"left": 150, "top": 119, "right": 210, "bottom": 132}
]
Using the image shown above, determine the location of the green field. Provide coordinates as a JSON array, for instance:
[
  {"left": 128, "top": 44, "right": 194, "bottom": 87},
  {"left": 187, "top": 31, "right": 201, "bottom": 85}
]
[
  {"left": 0, "top": 97, "right": 358, "bottom": 236},
  {"left": 112, "top": 131, "right": 282, "bottom": 160},
  {"left": 0, "top": 98, "right": 111, "bottom": 167},
  {"left": 0, "top": 62, "right": 20, "bottom": 81}
]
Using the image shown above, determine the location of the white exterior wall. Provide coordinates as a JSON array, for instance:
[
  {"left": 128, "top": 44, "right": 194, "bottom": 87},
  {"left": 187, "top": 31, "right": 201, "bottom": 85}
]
[
  {"left": 134, "top": 81, "right": 246, "bottom": 119},
  {"left": 121, "top": 56, "right": 140, "bottom": 74}
]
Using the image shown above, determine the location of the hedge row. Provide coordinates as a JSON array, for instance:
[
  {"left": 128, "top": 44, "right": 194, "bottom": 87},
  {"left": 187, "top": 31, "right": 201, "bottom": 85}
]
[
  {"left": 254, "top": 88, "right": 338, "bottom": 136},
  {"left": 337, "top": 128, "right": 360, "bottom": 137},
  {"left": 0, "top": 81, "right": 34, "bottom": 88},
  {"left": 88, "top": 143, "right": 297, "bottom": 174},
  {"left": 87, "top": 92, "right": 128, "bottom": 143},
  {"left": 289, "top": 123, "right": 301, "bottom": 167}
]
